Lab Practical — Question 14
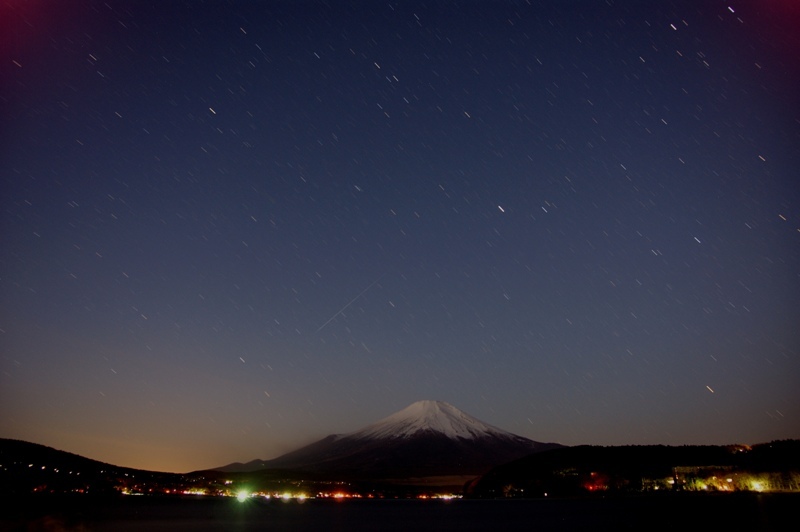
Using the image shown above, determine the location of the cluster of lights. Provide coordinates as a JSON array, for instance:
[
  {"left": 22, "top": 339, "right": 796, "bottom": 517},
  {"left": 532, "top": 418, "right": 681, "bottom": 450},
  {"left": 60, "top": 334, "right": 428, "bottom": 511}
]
[
  {"left": 231, "top": 490, "right": 460, "bottom": 501},
  {"left": 692, "top": 474, "right": 770, "bottom": 492},
  {"left": 656, "top": 472, "right": 777, "bottom": 493},
  {"left": 318, "top": 492, "right": 361, "bottom": 499},
  {"left": 235, "top": 491, "right": 309, "bottom": 502}
]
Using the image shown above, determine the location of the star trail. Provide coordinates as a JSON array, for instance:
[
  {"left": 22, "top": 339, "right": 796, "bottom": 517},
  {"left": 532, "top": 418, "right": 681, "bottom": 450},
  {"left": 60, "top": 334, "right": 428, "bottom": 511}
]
[{"left": 1, "top": 1, "right": 798, "bottom": 473}]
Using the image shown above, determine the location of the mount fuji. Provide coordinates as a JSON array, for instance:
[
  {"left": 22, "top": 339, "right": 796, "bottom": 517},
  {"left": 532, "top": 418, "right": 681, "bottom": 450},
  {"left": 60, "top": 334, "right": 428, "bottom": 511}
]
[{"left": 218, "top": 400, "right": 562, "bottom": 478}]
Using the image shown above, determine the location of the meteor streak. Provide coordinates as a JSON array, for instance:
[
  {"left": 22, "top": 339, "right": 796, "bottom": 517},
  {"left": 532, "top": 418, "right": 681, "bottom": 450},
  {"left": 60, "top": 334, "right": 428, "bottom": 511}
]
[{"left": 315, "top": 275, "right": 384, "bottom": 333}]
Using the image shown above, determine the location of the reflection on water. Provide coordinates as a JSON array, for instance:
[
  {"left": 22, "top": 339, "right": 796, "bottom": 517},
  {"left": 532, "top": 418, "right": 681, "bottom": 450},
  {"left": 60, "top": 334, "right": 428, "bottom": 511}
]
[{"left": 4, "top": 493, "right": 798, "bottom": 532}]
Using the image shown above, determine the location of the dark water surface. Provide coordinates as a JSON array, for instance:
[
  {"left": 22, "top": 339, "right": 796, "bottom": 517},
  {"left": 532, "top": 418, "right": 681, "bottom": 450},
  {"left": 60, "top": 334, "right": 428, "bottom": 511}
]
[{"left": 3, "top": 493, "right": 795, "bottom": 531}]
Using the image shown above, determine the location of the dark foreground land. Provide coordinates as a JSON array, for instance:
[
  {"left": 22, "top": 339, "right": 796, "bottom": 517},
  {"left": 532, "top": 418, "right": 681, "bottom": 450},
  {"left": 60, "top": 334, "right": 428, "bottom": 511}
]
[{"left": 1, "top": 493, "right": 796, "bottom": 532}]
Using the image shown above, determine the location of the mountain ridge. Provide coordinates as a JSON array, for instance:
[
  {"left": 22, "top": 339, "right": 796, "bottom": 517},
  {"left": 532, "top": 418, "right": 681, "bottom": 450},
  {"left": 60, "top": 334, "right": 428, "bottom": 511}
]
[{"left": 216, "top": 400, "right": 563, "bottom": 477}]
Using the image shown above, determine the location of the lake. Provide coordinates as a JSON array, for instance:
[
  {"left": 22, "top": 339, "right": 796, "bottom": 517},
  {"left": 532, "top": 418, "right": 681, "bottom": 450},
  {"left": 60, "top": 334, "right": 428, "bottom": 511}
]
[{"left": 3, "top": 493, "right": 795, "bottom": 531}]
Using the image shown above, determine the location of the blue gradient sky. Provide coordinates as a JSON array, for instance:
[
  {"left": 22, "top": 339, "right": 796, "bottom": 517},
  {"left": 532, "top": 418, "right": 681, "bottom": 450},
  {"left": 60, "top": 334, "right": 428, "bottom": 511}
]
[{"left": 1, "top": 0, "right": 798, "bottom": 473}]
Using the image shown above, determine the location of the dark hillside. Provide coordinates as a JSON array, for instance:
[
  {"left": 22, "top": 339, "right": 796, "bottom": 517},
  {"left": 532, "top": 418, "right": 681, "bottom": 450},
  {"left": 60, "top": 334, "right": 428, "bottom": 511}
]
[{"left": 467, "top": 440, "right": 800, "bottom": 498}]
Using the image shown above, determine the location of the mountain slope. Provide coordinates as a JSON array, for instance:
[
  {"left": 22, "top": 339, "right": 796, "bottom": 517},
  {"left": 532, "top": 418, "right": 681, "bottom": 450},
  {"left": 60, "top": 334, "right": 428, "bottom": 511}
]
[
  {"left": 345, "top": 400, "right": 524, "bottom": 440},
  {"left": 0, "top": 439, "right": 194, "bottom": 495},
  {"left": 219, "top": 400, "right": 562, "bottom": 478}
]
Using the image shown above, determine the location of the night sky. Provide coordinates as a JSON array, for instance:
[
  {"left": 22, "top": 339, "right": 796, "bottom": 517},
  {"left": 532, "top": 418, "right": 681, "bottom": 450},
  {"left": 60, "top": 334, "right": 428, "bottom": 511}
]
[{"left": 2, "top": 1, "right": 798, "bottom": 473}]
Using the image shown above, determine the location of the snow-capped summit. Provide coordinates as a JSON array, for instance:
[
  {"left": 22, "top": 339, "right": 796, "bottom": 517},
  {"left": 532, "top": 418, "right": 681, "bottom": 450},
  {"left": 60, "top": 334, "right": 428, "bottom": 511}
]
[
  {"left": 217, "top": 400, "right": 563, "bottom": 478},
  {"left": 345, "top": 400, "right": 522, "bottom": 441}
]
